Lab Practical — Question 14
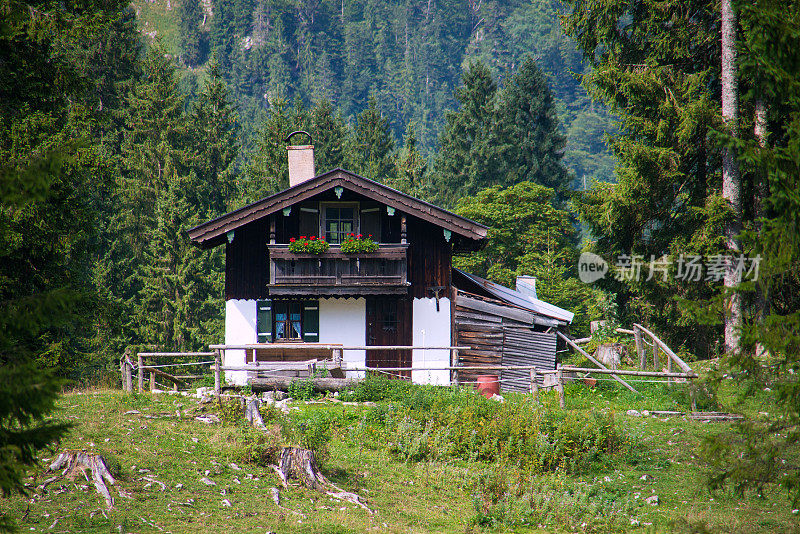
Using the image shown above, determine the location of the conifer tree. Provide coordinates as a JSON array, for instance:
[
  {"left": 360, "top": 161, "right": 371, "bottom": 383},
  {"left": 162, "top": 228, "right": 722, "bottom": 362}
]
[
  {"left": 432, "top": 61, "right": 499, "bottom": 207},
  {"left": 562, "top": 0, "right": 726, "bottom": 357},
  {"left": 190, "top": 59, "right": 240, "bottom": 217},
  {"left": 244, "top": 97, "right": 302, "bottom": 200},
  {"left": 494, "top": 56, "right": 570, "bottom": 194},
  {"left": 353, "top": 96, "right": 396, "bottom": 181},
  {"left": 110, "top": 45, "right": 191, "bottom": 343},
  {"left": 178, "top": 0, "right": 206, "bottom": 67},
  {"left": 393, "top": 123, "right": 428, "bottom": 197},
  {"left": 309, "top": 99, "right": 352, "bottom": 173}
]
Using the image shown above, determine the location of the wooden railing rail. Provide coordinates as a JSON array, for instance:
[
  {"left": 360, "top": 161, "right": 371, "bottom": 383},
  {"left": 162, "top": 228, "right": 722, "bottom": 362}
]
[
  {"left": 557, "top": 331, "right": 639, "bottom": 394},
  {"left": 123, "top": 351, "right": 216, "bottom": 393}
]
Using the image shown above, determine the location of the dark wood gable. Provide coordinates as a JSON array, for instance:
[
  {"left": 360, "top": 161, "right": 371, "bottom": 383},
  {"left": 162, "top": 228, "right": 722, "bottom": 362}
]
[
  {"left": 188, "top": 168, "right": 488, "bottom": 250},
  {"left": 207, "top": 170, "right": 486, "bottom": 300}
]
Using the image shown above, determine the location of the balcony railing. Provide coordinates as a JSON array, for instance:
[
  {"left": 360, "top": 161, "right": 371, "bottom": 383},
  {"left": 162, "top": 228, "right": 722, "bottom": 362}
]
[{"left": 267, "top": 244, "right": 409, "bottom": 295}]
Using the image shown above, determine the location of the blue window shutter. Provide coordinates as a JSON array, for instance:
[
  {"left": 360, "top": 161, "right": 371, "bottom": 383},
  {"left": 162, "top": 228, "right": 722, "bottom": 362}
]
[
  {"left": 257, "top": 299, "right": 272, "bottom": 343},
  {"left": 302, "top": 300, "right": 319, "bottom": 342}
]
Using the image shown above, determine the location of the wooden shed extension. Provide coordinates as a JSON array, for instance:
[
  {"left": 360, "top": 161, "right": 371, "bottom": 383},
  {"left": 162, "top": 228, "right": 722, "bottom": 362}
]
[{"left": 454, "top": 290, "right": 560, "bottom": 391}]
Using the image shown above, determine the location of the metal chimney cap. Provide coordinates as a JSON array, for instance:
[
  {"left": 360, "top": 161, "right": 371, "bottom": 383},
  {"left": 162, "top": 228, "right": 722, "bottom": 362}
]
[{"left": 285, "top": 130, "right": 313, "bottom": 145}]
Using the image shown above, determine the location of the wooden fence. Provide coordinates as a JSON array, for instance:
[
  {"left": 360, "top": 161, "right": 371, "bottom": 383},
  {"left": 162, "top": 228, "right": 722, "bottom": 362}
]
[
  {"left": 123, "top": 328, "right": 699, "bottom": 410},
  {"left": 121, "top": 350, "right": 216, "bottom": 393}
]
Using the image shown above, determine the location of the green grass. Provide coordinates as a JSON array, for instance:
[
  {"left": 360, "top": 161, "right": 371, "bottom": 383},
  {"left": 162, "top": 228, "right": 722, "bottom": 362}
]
[{"left": 1, "top": 379, "right": 798, "bottom": 533}]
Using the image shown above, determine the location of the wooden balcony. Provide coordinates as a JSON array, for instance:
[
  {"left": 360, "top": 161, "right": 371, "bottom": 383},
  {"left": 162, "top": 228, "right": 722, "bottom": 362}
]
[{"left": 267, "top": 244, "right": 409, "bottom": 295}]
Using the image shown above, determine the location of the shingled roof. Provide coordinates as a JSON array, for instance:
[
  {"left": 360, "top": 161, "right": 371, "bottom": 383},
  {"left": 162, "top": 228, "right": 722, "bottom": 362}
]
[{"left": 188, "top": 168, "right": 488, "bottom": 249}]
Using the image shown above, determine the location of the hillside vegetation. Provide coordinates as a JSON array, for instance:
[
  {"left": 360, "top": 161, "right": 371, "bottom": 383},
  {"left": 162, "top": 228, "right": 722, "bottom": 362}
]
[
  {"left": 131, "top": 0, "right": 617, "bottom": 186},
  {"left": 2, "top": 377, "right": 796, "bottom": 533}
]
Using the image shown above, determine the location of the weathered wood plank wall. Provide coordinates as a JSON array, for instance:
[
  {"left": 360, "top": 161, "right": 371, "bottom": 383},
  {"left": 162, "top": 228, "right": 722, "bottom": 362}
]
[{"left": 454, "top": 290, "right": 558, "bottom": 391}]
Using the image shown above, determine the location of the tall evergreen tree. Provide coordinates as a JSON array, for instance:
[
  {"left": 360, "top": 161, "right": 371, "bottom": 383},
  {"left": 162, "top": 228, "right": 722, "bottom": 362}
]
[
  {"left": 178, "top": 0, "right": 206, "bottom": 67},
  {"left": 309, "top": 99, "right": 353, "bottom": 173},
  {"left": 109, "top": 45, "right": 191, "bottom": 344},
  {"left": 702, "top": 0, "right": 800, "bottom": 507},
  {"left": 190, "top": 59, "right": 240, "bottom": 216},
  {"left": 432, "top": 61, "right": 499, "bottom": 207},
  {"left": 563, "top": 0, "right": 726, "bottom": 358},
  {"left": 353, "top": 95, "right": 396, "bottom": 181},
  {"left": 392, "top": 123, "right": 428, "bottom": 197},
  {"left": 244, "top": 97, "right": 302, "bottom": 201},
  {"left": 494, "top": 56, "right": 570, "bottom": 194}
]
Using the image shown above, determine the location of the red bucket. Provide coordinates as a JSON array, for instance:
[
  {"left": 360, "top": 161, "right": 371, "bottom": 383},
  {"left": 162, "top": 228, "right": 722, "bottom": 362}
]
[{"left": 476, "top": 375, "right": 500, "bottom": 399}]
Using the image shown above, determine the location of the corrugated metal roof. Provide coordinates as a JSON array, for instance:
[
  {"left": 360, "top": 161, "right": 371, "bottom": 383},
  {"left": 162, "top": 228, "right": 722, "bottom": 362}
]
[{"left": 454, "top": 269, "right": 574, "bottom": 323}]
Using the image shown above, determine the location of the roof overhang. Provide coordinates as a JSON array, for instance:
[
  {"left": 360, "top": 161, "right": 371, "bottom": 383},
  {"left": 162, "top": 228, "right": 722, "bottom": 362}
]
[{"left": 188, "top": 168, "right": 488, "bottom": 249}]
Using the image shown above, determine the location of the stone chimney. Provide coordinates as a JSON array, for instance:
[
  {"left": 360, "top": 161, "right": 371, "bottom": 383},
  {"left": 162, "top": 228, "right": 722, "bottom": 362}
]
[{"left": 286, "top": 131, "right": 315, "bottom": 187}]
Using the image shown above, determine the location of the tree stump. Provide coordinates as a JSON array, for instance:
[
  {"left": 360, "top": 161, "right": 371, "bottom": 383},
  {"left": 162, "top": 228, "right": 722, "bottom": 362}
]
[
  {"left": 272, "top": 447, "right": 373, "bottom": 513},
  {"left": 40, "top": 450, "right": 117, "bottom": 508}
]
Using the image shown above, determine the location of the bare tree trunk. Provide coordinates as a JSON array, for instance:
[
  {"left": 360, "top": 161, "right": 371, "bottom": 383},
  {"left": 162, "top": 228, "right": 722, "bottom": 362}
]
[
  {"left": 721, "top": 0, "right": 742, "bottom": 355},
  {"left": 754, "top": 100, "right": 769, "bottom": 357}
]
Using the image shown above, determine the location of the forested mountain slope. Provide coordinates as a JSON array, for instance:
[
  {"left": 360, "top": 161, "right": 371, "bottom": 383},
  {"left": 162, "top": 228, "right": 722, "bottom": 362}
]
[{"left": 132, "top": 0, "right": 616, "bottom": 187}]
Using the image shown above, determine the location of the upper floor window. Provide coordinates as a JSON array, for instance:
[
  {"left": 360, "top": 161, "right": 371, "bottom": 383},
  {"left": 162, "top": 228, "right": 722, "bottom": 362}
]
[{"left": 322, "top": 203, "right": 358, "bottom": 244}]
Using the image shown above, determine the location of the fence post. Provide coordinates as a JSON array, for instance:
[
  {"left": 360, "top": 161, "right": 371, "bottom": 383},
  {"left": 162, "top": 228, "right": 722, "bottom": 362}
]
[
  {"left": 451, "top": 348, "right": 459, "bottom": 387},
  {"left": 150, "top": 370, "right": 155, "bottom": 392},
  {"left": 120, "top": 355, "right": 126, "bottom": 392},
  {"left": 556, "top": 366, "right": 565, "bottom": 409},
  {"left": 530, "top": 368, "right": 539, "bottom": 403},
  {"left": 653, "top": 342, "right": 660, "bottom": 371},
  {"left": 667, "top": 354, "right": 673, "bottom": 387},
  {"left": 333, "top": 348, "right": 342, "bottom": 367},
  {"left": 214, "top": 349, "right": 221, "bottom": 396},
  {"left": 634, "top": 326, "right": 646, "bottom": 369},
  {"left": 138, "top": 353, "right": 144, "bottom": 393},
  {"left": 124, "top": 359, "right": 133, "bottom": 392}
]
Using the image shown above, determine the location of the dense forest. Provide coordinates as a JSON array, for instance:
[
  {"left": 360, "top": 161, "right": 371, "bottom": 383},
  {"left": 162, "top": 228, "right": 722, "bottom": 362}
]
[
  {"left": 136, "top": 0, "right": 617, "bottom": 189},
  {"left": 1, "top": 0, "right": 799, "bottom": 512}
]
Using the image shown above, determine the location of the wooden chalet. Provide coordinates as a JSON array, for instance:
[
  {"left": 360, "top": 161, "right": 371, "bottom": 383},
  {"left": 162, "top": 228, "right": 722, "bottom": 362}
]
[{"left": 188, "top": 141, "right": 573, "bottom": 389}]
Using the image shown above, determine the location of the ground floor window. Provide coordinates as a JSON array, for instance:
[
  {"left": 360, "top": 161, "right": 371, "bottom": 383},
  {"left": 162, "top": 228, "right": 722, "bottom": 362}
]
[
  {"left": 274, "top": 301, "right": 302, "bottom": 340},
  {"left": 257, "top": 299, "right": 319, "bottom": 343}
]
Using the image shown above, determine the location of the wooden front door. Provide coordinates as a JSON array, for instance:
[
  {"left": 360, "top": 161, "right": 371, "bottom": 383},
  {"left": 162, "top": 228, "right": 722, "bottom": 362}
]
[{"left": 366, "top": 297, "right": 412, "bottom": 379}]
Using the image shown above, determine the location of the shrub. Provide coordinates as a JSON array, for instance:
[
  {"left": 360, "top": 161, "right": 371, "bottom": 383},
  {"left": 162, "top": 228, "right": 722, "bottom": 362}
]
[
  {"left": 237, "top": 426, "right": 283, "bottom": 466},
  {"left": 288, "top": 236, "right": 329, "bottom": 254},
  {"left": 339, "top": 233, "right": 378, "bottom": 253},
  {"left": 352, "top": 384, "right": 634, "bottom": 473},
  {"left": 287, "top": 368, "right": 328, "bottom": 401},
  {"left": 340, "top": 375, "right": 414, "bottom": 402},
  {"left": 471, "top": 470, "right": 643, "bottom": 532}
]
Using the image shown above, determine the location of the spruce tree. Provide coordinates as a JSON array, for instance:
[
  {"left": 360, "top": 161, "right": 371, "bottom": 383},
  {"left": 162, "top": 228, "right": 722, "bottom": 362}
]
[
  {"left": 393, "top": 123, "right": 428, "bottom": 197},
  {"left": 309, "top": 99, "right": 352, "bottom": 173},
  {"left": 190, "top": 59, "right": 240, "bottom": 217},
  {"left": 432, "top": 61, "right": 499, "bottom": 207},
  {"left": 353, "top": 95, "right": 396, "bottom": 181},
  {"left": 178, "top": 0, "right": 206, "bottom": 67},
  {"left": 562, "top": 0, "right": 726, "bottom": 358},
  {"left": 494, "top": 56, "right": 570, "bottom": 194},
  {"left": 110, "top": 45, "right": 191, "bottom": 344},
  {"left": 244, "top": 97, "right": 301, "bottom": 201}
]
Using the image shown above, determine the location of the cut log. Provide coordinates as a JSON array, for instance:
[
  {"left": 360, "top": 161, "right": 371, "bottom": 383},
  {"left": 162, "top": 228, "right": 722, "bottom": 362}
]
[
  {"left": 272, "top": 447, "right": 373, "bottom": 514},
  {"left": 41, "top": 450, "right": 117, "bottom": 508}
]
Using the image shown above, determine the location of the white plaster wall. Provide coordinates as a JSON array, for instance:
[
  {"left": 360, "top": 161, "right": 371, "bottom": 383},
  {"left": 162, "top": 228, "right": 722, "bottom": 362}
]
[
  {"left": 411, "top": 297, "right": 451, "bottom": 385},
  {"left": 225, "top": 299, "right": 257, "bottom": 385},
  {"left": 319, "top": 298, "right": 366, "bottom": 378}
]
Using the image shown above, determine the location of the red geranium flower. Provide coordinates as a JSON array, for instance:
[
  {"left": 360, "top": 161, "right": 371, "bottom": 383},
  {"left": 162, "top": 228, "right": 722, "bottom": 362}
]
[
  {"left": 357, "top": 234, "right": 362, "bottom": 238},
  {"left": 310, "top": 235, "right": 316, "bottom": 240},
  {"left": 290, "top": 237, "right": 296, "bottom": 242},
  {"left": 300, "top": 236, "right": 306, "bottom": 239}
]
